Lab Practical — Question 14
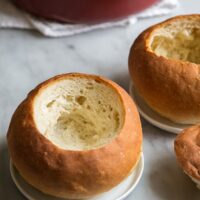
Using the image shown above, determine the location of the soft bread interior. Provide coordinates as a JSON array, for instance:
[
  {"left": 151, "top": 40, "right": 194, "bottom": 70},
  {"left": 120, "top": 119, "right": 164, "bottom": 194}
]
[
  {"left": 33, "top": 77, "right": 124, "bottom": 150},
  {"left": 150, "top": 19, "right": 200, "bottom": 64}
]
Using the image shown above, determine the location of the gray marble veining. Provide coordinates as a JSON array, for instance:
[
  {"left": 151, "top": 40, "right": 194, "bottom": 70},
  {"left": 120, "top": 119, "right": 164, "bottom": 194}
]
[{"left": 1, "top": 0, "right": 200, "bottom": 199}]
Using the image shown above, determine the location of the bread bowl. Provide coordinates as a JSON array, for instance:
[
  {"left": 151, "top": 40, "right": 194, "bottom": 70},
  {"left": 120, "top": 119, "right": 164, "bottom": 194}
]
[
  {"left": 129, "top": 14, "right": 200, "bottom": 124},
  {"left": 7, "top": 73, "right": 142, "bottom": 199},
  {"left": 174, "top": 125, "right": 200, "bottom": 188}
]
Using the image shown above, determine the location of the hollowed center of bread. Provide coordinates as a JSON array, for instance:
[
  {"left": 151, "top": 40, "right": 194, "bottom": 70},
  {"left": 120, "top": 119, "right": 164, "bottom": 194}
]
[
  {"left": 150, "top": 20, "right": 200, "bottom": 64},
  {"left": 33, "top": 78, "right": 124, "bottom": 150}
]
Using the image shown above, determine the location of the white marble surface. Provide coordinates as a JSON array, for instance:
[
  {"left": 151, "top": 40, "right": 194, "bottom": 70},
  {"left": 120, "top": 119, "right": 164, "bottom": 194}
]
[{"left": 0, "top": 0, "right": 200, "bottom": 199}]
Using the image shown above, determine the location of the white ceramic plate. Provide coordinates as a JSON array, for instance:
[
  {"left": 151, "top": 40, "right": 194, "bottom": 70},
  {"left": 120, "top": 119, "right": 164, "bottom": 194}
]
[
  {"left": 129, "top": 82, "right": 191, "bottom": 134},
  {"left": 10, "top": 153, "right": 144, "bottom": 200}
]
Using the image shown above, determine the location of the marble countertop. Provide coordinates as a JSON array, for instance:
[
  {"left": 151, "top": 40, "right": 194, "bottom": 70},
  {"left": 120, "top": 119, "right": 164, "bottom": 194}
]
[{"left": 1, "top": 0, "right": 200, "bottom": 199}]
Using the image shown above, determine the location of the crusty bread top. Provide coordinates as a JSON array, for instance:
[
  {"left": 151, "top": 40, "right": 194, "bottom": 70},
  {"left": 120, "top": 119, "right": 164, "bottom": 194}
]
[
  {"left": 174, "top": 125, "right": 200, "bottom": 180},
  {"left": 7, "top": 73, "right": 142, "bottom": 199},
  {"left": 148, "top": 15, "right": 200, "bottom": 64},
  {"left": 33, "top": 75, "right": 124, "bottom": 150},
  {"left": 128, "top": 15, "right": 200, "bottom": 124}
]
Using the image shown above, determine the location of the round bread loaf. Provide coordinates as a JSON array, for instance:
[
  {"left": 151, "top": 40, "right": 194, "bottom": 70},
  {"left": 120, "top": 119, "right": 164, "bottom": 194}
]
[
  {"left": 7, "top": 73, "right": 142, "bottom": 199},
  {"left": 174, "top": 125, "right": 200, "bottom": 188},
  {"left": 129, "top": 14, "right": 200, "bottom": 124}
]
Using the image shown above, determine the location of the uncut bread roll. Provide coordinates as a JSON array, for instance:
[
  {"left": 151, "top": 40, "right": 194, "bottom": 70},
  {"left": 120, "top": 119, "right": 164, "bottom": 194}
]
[
  {"left": 174, "top": 125, "right": 200, "bottom": 188},
  {"left": 7, "top": 73, "right": 142, "bottom": 199},
  {"left": 129, "top": 14, "right": 200, "bottom": 124}
]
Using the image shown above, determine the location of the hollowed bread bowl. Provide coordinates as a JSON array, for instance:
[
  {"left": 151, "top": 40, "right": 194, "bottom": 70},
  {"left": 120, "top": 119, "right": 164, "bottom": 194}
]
[
  {"left": 174, "top": 125, "right": 200, "bottom": 188},
  {"left": 7, "top": 73, "right": 142, "bottom": 199},
  {"left": 129, "top": 15, "right": 200, "bottom": 124}
]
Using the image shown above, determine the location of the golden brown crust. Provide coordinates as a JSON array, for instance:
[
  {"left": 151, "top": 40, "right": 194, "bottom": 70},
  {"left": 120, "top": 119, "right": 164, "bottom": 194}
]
[
  {"left": 174, "top": 125, "right": 200, "bottom": 180},
  {"left": 7, "top": 73, "right": 142, "bottom": 199},
  {"left": 129, "top": 14, "right": 200, "bottom": 124}
]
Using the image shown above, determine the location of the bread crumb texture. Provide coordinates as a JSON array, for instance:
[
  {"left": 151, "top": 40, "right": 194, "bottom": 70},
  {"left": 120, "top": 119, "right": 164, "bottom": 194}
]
[
  {"left": 33, "top": 78, "right": 124, "bottom": 150},
  {"left": 150, "top": 19, "right": 200, "bottom": 64}
]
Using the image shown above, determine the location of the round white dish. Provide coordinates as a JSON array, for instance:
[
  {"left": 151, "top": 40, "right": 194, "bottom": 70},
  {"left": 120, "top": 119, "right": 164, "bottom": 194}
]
[
  {"left": 129, "top": 82, "right": 191, "bottom": 134},
  {"left": 10, "top": 153, "right": 144, "bottom": 200}
]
